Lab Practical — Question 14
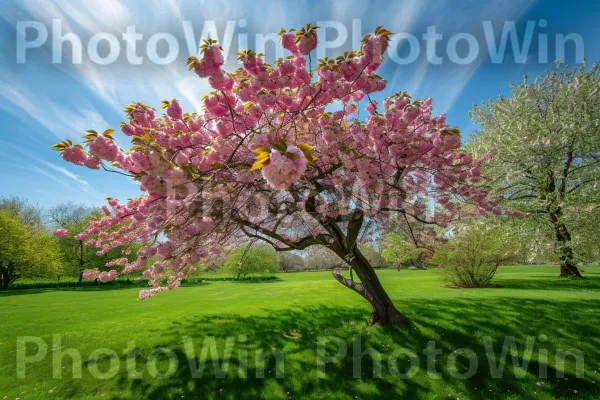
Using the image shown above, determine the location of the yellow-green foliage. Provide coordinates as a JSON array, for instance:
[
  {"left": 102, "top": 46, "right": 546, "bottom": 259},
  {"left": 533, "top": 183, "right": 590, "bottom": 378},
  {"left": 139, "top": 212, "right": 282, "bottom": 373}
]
[{"left": 222, "top": 245, "right": 279, "bottom": 278}]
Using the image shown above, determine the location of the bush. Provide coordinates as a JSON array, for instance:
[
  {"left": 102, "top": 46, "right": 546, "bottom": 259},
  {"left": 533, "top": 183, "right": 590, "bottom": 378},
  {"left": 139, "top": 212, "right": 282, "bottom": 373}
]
[
  {"left": 434, "top": 225, "right": 515, "bottom": 288},
  {"left": 222, "top": 245, "right": 279, "bottom": 279}
]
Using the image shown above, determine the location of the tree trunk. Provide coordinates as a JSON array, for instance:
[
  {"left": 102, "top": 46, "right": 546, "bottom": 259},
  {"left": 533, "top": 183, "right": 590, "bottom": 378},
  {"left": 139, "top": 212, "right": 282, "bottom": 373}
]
[
  {"left": 557, "top": 242, "right": 582, "bottom": 277},
  {"left": 0, "top": 262, "right": 16, "bottom": 290},
  {"left": 0, "top": 267, "right": 8, "bottom": 290},
  {"left": 552, "top": 220, "right": 582, "bottom": 278},
  {"left": 332, "top": 248, "right": 409, "bottom": 327},
  {"left": 78, "top": 240, "right": 84, "bottom": 285}
]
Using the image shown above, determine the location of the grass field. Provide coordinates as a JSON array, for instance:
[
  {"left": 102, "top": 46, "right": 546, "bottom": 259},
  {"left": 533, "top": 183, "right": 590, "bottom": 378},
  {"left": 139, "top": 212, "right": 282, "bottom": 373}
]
[{"left": 1, "top": 266, "right": 600, "bottom": 399}]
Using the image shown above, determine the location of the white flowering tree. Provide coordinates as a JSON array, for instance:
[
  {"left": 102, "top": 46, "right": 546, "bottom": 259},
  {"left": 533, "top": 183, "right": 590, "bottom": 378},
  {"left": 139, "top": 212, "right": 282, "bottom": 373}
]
[{"left": 469, "top": 61, "right": 600, "bottom": 277}]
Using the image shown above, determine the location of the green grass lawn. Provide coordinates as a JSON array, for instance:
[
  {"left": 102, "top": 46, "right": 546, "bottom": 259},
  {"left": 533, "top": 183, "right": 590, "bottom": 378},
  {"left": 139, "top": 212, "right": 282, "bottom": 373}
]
[{"left": 1, "top": 266, "right": 600, "bottom": 399}]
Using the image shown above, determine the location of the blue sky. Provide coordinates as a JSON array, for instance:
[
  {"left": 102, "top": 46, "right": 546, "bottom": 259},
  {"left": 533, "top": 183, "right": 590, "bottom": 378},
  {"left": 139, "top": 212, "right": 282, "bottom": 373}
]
[{"left": 0, "top": 0, "right": 598, "bottom": 207}]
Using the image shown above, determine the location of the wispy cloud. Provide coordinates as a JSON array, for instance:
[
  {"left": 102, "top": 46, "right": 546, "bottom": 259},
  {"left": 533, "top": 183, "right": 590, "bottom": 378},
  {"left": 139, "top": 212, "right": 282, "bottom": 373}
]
[
  {"left": 27, "top": 165, "right": 70, "bottom": 188},
  {"left": 2, "top": 140, "right": 106, "bottom": 200},
  {"left": 0, "top": 78, "right": 110, "bottom": 141},
  {"left": 38, "top": 159, "right": 106, "bottom": 200},
  {"left": 414, "top": 1, "right": 536, "bottom": 114}
]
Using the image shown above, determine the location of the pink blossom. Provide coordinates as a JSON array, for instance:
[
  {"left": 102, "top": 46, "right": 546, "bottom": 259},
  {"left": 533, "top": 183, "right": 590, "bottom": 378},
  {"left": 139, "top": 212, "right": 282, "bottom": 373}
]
[
  {"left": 82, "top": 269, "right": 100, "bottom": 280},
  {"left": 138, "top": 287, "right": 164, "bottom": 300},
  {"left": 98, "top": 270, "right": 118, "bottom": 282},
  {"left": 297, "top": 32, "right": 318, "bottom": 55},
  {"left": 61, "top": 146, "right": 87, "bottom": 166},
  {"left": 281, "top": 33, "right": 299, "bottom": 55},
  {"left": 261, "top": 146, "right": 308, "bottom": 190},
  {"left": 89, "top": 136, "right": 119, "bottom": 161},
  {"left": 53, "top": 228, "right": 68, "bottom": 237},
  {"left": 167, "top": 100, "right": 183, "bottom": 120}
]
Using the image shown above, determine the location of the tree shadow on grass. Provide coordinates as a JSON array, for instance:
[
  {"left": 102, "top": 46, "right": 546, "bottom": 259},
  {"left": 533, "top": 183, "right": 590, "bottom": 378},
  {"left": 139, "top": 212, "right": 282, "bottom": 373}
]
[
  {"left": 0, "top": 285, "right": 152, "bottom": 297},
  {"left": 54, "top": 297, "right": 600, "bottom": 400},
  {"left": 0, "top": 281, "right": 258, "bottom": 297},
  {"left": 0, "top": 278, "right": 281, "bottom": 297},
  {"left": 493, "top": 275, "right": 600, "bottom": 291}
]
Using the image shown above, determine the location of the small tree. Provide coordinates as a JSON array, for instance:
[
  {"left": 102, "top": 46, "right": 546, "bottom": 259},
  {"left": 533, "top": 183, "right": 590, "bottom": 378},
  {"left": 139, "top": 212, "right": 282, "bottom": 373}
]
[
  {"left": 469, "top": 61, "right": 600, "bottom": 277},
  {"left": 222, "top": 245, "right": 279, "bottom": 279},
  {"left": 52, "top": 24, "right": 509, "bottom": 325},
  {"left": 434, "top": 223, "right": 516, "bottom": 288},
  {"left": 0, "top": 210, "right": 61, "bottom": 289}
]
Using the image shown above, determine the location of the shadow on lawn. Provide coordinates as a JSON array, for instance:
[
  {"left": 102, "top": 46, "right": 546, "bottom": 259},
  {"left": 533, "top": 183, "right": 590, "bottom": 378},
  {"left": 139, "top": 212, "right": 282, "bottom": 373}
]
[
  {"left": 494, "top": 275, "right": 600, "bottom": 291},
  {"left": 53, "top": 297, "right": 600, "bottom": 400},
  {"left": 0, "top": 284, "right": 210, "bottom": 297},
  {"left": 0, "top": 280, "right": 285, "bottom": 297}
]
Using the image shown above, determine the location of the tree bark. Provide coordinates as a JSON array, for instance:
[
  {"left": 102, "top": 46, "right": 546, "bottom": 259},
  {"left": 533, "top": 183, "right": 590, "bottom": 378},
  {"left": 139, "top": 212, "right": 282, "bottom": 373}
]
[
  {"left": 549, "top": 214, "right": 582, "bottom": 278},
  {"left": 332, "top": 247, "right": 409, "bottom": 327},
  {"left": 78, "top": 240, "right": 84, "bottom": 285},
  {"left": 0, "top": 261, "right": 18, "bottom": 290},
  {"left": 555, "top": 224, "right": 582, "bottom": 278},
  {"left": 0, "top": 267, "right": 8, "bottom": 290}
]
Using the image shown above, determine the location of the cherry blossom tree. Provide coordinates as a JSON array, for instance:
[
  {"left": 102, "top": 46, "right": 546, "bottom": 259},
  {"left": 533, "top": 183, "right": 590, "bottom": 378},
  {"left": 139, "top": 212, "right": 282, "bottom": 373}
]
[{"left": 52, "top": 24, "right": 516, "bottom": 325}]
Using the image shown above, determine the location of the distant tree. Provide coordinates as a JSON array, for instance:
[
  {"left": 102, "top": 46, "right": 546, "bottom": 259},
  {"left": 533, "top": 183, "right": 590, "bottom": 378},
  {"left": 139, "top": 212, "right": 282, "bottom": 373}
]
[
  {"left": 469, "top": 61, "right": 600, "bottom": 277},
  {"left": 0, "top": 196, "right": 43, "bottom": 227},
  {"left": 358, "top": 244, "right": 385, "bottom": 268},
  {"left": 483, "top": 216, "right": 554, "bottom": 265},
  {"left": 303, "top": 244, "right": 384, "bottom": 270},
  {"left": 381, "top": 227, "right": 436, "bottom": 270},
  {"left": 304, "top": 246, "right": 340, "bottom": 271},
  {"left": 198, "top": 252, "right": 228, "bottom": 272},
  {"left": 277, "top": 252, "right": 305, "bottom": 272},
  {"left": 0, "top": 210, "right": 61, "bottom": 289},
  {"left": 382, "top": 232, "right": 419, "bottom": 269},
  {"left": 48, "top": 202, "right": 91, "bottom": 227},
  {"left": 222, "top": 245, "right": 279, "bottom": 279}
]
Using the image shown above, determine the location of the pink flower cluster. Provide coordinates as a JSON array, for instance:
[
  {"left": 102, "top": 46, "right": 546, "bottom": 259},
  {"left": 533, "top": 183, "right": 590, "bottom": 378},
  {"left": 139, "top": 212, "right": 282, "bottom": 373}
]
[
  {"left": 53, "top": 228, "right": 68, "bottom": 237},
  {"left": 82, "top": 269, "right": 99, "bottom": 280},
  {"left": 89, "top": 136, "right": 119, "bottom": 161},
  {"left": 61, "top": 146, "right": 101, "bottom": 169},
  {"left": 81, "top": 269, "right": 117, "bottom": 282},
  {"left": 262, "top": 146, "right": 308, "bottom": 190}
]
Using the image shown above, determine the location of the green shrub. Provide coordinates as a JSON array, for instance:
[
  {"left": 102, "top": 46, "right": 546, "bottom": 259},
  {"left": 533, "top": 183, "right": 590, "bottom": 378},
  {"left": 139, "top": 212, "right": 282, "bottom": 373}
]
[{"left": 434, "top": 224, "right": 516, "bottom": 287}]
